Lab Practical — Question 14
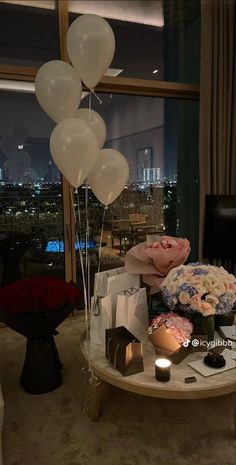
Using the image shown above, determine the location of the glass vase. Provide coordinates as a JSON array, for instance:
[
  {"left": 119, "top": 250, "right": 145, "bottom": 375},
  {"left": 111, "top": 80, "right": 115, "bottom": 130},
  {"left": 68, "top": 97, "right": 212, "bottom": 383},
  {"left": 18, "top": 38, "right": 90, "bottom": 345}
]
[{"left": 190, "top": 313, "right": 215, "bottom": 342}]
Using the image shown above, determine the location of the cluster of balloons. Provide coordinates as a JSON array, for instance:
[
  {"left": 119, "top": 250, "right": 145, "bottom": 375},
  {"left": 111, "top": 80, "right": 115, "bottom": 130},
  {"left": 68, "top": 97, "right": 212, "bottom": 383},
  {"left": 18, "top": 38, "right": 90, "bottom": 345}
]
[{"left": 35, "top": 14, "right": 129, "bottom": 206}]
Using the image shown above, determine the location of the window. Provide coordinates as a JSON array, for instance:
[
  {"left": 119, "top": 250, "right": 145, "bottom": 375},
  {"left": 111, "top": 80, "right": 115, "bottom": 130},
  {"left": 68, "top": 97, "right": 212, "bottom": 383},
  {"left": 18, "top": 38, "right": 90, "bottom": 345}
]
[
  {"left": 75, "top": 93, "right": 199, "bottom": 297},
  {"left": 0, "top": 1, "right": 59, "bottom": 67},
  {"left": 0, "top": 90, "right": 64, "bottom": 286},
  {"left": 0, "top": 0, "right": 200, "bottom": 291}
]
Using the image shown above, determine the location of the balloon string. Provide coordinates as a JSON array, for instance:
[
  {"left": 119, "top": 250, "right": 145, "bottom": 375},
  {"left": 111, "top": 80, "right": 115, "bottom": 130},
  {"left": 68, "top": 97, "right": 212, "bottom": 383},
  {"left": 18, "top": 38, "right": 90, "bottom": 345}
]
[
  {"left": 70, "top": 188, "right": 89, "bottom": 339},
  {"left": 90, "top": 88, "right": 103, "bottom": 104},
  {"left": 74, "top": 188, "right": 82, "bottom": 241},
  {"left": 94, "top": 206, "right": 106, "bottom": 298},
  {"left": 85, "top": 182, "right": 91, "bottom": 317},
  {"left": 89, "top": 91, "right": 92, "bottom": 120}
]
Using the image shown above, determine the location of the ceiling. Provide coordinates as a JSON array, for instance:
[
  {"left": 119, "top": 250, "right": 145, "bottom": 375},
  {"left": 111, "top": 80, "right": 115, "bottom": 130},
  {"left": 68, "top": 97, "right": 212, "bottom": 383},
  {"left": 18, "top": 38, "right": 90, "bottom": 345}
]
[
  {"left": 0, "top": 0, "right": 164, "bottom": 27},
  {"left": 0, "top": 1, "right": 164, "bottom": 79},
  {"left": 68, "top": 1, "right": 164, "bottom": 27},
  {"left": 0, "top": 1, "right": 200, "bottom": 82}
]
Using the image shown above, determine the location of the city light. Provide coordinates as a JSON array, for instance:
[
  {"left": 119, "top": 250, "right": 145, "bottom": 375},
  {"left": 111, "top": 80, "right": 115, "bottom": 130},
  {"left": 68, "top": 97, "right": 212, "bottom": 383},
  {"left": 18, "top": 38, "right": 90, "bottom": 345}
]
[{"left": 46, "top": 240, "right": 96, "bottom": 253}]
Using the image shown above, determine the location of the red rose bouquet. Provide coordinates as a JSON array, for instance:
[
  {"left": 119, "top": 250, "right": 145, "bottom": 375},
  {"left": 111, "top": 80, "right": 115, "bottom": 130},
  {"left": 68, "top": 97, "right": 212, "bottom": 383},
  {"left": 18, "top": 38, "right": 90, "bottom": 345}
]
[{"left": 0, "top": 276, "right": 81, "bottom": 316}]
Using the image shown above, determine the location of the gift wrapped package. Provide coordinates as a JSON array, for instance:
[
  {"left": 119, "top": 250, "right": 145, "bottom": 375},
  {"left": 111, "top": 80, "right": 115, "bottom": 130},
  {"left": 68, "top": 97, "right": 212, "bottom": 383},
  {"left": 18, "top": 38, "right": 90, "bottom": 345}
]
[
  {"left": 148, "top": 324, "right": 181, "bottom": 356},
  {"left": 105, "top": 326, "right": 144, "bottom": 376},
  {"left": 148, "top": 313, "right": 193, "bottom": 357}
]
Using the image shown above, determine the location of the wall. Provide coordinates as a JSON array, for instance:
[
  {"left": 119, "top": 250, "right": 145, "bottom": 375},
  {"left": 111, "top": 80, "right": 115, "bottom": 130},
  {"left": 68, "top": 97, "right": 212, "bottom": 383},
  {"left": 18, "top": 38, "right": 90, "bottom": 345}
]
[{"left": 99, "top": 95, "right": 164, "bottom": 181}]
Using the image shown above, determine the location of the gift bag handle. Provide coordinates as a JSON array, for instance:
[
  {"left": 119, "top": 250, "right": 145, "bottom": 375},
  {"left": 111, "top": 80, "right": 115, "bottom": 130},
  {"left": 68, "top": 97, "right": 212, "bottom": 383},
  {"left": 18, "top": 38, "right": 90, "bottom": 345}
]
[
  {"left": 107, "top": 337, "right": 121, "bottom": 369},
  {"left": 114, "top": 344, "right": 121, "bottom": 369},
  {"left": 93, "top": 296, "right": 102, "bottom": 317},
  {"left": 124, "top": 287, "right": 139, "bottom": 296},
  {"left": 107, "top": 337, "right": 112, "bottom": 363},
  {"left": 106, "top": 269, "right": 121, "bottom": 278}
]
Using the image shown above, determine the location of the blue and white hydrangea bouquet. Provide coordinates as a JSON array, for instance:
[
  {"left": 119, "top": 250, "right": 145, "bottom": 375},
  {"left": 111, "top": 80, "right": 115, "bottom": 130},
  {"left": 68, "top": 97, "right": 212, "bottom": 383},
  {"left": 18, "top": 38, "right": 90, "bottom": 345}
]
[{"left": 160, "top": 263, "right": 236, "bottom": 316}]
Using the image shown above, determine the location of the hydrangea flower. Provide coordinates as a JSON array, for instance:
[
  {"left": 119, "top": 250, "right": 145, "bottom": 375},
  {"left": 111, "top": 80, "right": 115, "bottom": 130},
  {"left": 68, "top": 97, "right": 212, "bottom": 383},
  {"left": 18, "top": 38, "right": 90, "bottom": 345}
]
[
  {"left": 148, "top": 312, "right": 193, "bottom": 345},
  {"left": 160, "top": 264, "right": 236, "bottom": 316}
]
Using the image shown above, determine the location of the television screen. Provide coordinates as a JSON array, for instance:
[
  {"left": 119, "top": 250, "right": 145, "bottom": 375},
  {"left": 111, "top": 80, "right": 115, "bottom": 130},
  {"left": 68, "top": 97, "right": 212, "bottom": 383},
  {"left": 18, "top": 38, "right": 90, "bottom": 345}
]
[{"left": 203, "top": 195, "right": 236, "bottom": 260}]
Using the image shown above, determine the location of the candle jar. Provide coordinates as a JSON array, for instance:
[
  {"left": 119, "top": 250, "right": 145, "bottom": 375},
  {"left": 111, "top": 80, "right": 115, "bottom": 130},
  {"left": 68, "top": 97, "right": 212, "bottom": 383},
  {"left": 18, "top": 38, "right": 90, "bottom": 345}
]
[{"left": 155, "top": 358, "right": 171, "bottom": 382}]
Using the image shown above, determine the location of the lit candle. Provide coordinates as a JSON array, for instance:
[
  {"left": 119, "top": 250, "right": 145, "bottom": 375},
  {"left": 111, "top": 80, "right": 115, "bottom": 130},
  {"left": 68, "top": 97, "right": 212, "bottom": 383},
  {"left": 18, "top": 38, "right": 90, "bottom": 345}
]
[{"left": 155, "top": 358, "right": 171, "bottom": 382}]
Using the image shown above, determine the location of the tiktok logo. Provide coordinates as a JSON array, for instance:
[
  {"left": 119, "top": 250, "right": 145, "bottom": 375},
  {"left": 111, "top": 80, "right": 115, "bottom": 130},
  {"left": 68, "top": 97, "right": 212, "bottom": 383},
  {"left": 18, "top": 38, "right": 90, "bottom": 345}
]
[{"left": 183, "top": 339, "right": 191, "bottom": 348}]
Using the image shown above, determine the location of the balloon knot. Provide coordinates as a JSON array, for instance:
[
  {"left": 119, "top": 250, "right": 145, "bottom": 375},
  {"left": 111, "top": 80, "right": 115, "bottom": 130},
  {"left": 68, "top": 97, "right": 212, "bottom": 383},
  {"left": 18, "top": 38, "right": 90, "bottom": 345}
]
[{"left": 91, "top": 89, "right": 103, "bottom": 104}]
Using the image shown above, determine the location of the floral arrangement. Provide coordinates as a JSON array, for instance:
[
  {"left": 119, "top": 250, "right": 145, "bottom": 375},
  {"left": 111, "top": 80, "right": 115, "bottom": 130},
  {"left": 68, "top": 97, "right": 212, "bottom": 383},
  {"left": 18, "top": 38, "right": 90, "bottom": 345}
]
[
  {"left": 125, "top": 235, "right": 190, "bottom": 293},
  {"left": 148, "top": 312, "right": 193, "bottom": 345},
  {"left": 0, "top": 277, "right": 81, "bottom": 315},
  {"left": 161, "top": 263, "right": 236, "bottom": 316}
]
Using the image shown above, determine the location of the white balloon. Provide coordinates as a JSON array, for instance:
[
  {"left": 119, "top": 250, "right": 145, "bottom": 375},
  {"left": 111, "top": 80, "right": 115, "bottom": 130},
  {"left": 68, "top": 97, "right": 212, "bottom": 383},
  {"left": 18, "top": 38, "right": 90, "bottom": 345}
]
[
  {"left": 75, "top": 108, "right": 106, "bottom": 148},
  {"left": 67, "top": 14, "right": 115, "bottom": 89},
  {"left": 50, "top": 118, "right": 99, "bottom": 188},
  {"left": 35, "top": 60, "right": 82, "bottom": 123},
  {"left": 87, "top": 149, "right": 129, "bottom": 206}
]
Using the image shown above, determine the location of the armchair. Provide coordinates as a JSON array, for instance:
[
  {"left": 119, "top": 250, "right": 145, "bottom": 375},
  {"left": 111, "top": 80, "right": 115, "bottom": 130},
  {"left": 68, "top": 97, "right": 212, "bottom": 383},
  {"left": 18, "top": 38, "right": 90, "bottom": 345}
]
[{"left": 111, "top": 219, "right": 133, "bottom": 254}]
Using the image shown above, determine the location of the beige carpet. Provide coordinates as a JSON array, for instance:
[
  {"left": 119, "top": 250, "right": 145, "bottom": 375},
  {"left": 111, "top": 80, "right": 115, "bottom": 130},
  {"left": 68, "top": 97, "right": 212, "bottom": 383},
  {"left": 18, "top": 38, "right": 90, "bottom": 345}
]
[{"left": 0, "top": 317, "right": 235, "bottom": 465}]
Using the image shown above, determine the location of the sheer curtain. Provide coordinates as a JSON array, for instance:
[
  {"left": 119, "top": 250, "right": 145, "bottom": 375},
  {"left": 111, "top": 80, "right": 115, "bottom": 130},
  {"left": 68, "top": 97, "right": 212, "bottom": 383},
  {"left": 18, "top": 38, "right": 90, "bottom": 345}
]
[{"left": 199, "top": 0, "right": 236, "bottom": 259}]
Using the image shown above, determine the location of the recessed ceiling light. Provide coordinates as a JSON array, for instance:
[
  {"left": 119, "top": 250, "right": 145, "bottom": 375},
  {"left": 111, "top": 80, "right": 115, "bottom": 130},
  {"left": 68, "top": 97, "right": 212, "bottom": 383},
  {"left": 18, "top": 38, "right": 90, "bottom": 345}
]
[
  {"left": 153, "top": 69, "right": 159, "bottom": 74},
  {"left": 104, "top": 68, "right": 123, "bottom": 77},
  {"left": 0, "top": 80, "right": 35, "bottom": 93}
]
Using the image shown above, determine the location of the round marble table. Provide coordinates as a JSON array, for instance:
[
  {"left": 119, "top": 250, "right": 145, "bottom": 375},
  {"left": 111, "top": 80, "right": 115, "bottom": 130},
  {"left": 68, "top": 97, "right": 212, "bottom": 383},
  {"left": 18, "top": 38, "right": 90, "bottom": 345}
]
[{"left": 80, "top": 332, "right": 236, "bottom": 421}]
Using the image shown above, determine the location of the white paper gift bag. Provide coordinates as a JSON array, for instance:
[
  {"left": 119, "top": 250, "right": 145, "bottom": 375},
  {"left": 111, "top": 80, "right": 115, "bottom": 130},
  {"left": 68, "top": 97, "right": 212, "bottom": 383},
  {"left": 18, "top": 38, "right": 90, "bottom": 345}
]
[
  {"left": 107, "top": 272, "right": 140, "bottom": 325},
  {"left": 94, "top": 266, "right": 125, "bottom": 296},
  {"left": 90, "top": 294, "right": 112, "bottom": 345},
  {"left": 115, "top": 287, "right": 148, "bottom": 338}
]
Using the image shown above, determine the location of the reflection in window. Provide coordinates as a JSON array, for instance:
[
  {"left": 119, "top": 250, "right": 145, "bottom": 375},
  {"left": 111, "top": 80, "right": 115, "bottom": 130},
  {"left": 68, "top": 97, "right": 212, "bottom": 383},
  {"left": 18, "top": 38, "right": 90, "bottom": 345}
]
[
  {"left": 0, "top": 1, "right": 59, "bottom": 67},
  {"left": 76, "top": 93, "right": 198, "bottom": 280},
  {"left": 0, "top": 91, "right": 64, "bottom": 287},
  {"left": 137, "top": 148, "right": 153, "bottom": 183},
  {"left": 69, "top": 0, "right": 200, "bottom": 83}
]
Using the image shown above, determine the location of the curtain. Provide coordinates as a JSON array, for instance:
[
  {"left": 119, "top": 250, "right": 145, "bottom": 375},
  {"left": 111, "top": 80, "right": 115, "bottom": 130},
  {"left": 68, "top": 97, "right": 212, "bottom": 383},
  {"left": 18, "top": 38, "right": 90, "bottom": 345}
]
[{"left": 199, "top": 0, "right": 236, "bottom": 259}]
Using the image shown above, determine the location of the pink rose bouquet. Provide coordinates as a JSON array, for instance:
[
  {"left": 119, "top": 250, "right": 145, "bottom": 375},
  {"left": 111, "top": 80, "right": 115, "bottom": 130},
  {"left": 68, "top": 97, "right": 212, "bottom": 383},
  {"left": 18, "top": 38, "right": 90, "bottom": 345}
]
[{"left": 125, "top": 236, "right": 190, "bottom": 293}]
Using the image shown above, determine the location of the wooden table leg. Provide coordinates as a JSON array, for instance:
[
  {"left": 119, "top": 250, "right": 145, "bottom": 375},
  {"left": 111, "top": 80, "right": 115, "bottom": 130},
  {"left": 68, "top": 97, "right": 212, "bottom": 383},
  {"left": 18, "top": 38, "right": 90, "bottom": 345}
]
[{"left": 87, "top": 373, "right": 110, "bottom": 422}]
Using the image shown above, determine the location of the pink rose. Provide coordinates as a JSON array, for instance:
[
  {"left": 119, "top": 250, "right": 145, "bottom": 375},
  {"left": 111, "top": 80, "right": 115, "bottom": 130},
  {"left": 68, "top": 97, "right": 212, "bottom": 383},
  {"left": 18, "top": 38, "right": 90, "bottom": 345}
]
[
  {"left": 198, "top": 301, "right": 215, "bottom": 316},
  {"left": 225, "top": 282, "right": 236, "bottom": 292},
  {"left": 190, "top": 293, "right": 202, "bottom": 311},
  {"left": 151, "top": 238, "right": 178, "bottom": 249},
  {"left": 179, "top": 291, "right": 191, "bottom": 305}
]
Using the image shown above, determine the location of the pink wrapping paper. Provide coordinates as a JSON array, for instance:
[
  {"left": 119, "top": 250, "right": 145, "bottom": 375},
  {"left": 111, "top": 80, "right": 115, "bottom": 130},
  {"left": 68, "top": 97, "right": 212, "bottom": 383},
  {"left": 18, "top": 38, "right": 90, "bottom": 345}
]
[{"left": 125, "top": 236, "right": 190, "bottom": 293}]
